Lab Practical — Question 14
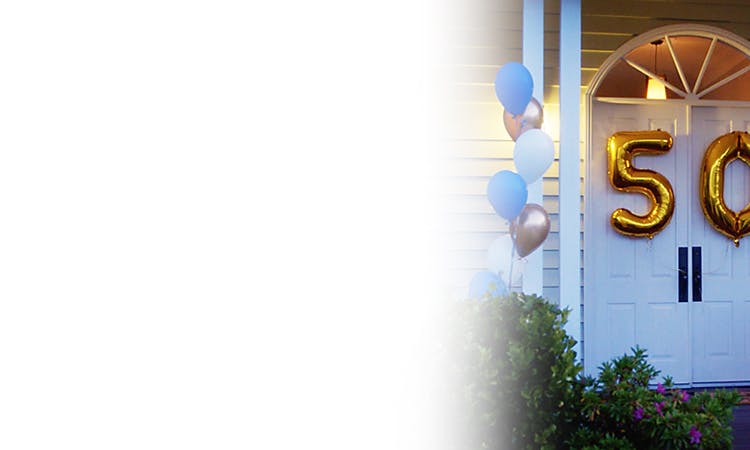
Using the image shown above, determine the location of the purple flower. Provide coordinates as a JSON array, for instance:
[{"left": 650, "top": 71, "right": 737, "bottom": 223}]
[
  {"left": 689, "top": 426, "right": 702, "bottom": 445},
  {"left": 656, "top": 383, "right": 666, "bottom": 395},
  {"left": 633, "top": 406, "right": 644, "bottom": 421},
  {"left": 680, "top": 390, "right": 690, "bottom": 402},
  {"left": 654, "top": 401, "right": 664, "bottom": 416}
]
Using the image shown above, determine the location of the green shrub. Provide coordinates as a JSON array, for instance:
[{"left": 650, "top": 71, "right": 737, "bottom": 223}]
[
  {"left": 569, "top": 347, "right": 741, "bottom": 449},
  {"left": 446, "top": 293, "right": 582, "bottom": 449},
  {"left": 445, "top": 293, "right": 742, "bottom": 449}
]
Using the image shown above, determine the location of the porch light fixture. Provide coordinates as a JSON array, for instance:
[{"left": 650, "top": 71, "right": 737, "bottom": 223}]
[{"left": 646, "top": 39, "right": 667, "bottom": 99}]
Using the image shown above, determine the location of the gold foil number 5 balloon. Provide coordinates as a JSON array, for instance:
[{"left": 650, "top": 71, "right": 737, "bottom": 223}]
[
  {"left": 699, "top": 131, "right": 750, "bottom": 247},
  {"left": 607, "top": 130, "right": 675, "bottom": 239}
]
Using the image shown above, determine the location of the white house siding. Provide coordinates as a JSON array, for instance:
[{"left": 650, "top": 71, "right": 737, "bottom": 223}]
[
  {"left": 441, "top": 0, "right": 750, "bottom": 304},
  {"left": 439, "top": 0, "right": 522, "bottom": 300}
]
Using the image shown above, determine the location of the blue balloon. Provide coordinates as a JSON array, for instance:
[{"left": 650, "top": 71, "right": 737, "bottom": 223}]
[
  {"left": 468, "top": 271, "right": 507, "bottom": 299},
  {"left": 494, "top": 62, "right": 533, "bottom": 116},
  {"left": 487, "top": 170, "right": 528, "bottom": 221}
]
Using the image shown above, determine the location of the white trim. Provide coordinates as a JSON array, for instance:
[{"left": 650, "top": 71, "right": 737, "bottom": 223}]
[
  {"left": 584, "top": 97, "right": 594, "bottom": 375},
  {"left": 696, "top": 64, "right": 750, "bottom": 97},
  {"left": 621, "top": 57, "right": 689, "bottom": 97},
  {"left": 665, "top": 35, "right": 690, "bottom": 95},
  {"left": 594, "top": 97, "right": 750, "bottom": 108},
  {"left": 693, "top": 37, "right": 717, "bottom": 95},
  {"left": 559, "top": 0, "right": 581, "bottom": 354},
  {"left": 522, "top": 0, "right": 544, "bottom": 296}
]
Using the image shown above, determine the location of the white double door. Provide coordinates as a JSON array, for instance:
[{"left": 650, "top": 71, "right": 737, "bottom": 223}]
[{"left": 587, "top": 102, "right": 750, "bottom": 385}]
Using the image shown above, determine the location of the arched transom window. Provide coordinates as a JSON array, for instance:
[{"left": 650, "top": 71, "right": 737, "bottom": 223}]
[{"left": 595, "top": 28, "right": 750, "bottom": 101}]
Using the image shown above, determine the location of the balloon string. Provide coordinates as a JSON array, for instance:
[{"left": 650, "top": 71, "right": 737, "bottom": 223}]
[
  {"left": 702, "top": 241, "right": 731, "bottom": 276},
  {"left": 644, "top": 239, "right": 730, "bottom": 276},
  {"left": 508, "top": 221, "right": 517, "bottom": 293},
  {"left": 644, "top": 239, "right": 682, "bottom": 275},
  {"left": 509, "top": 241, "right": 516, "bottom": 293}
]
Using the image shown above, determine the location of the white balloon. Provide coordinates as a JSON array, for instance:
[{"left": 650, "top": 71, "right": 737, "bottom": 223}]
[
  {"left": 513, "top": 128, "right": 555, "bottom": 184},
  {"left": 487, "top": 234, "right": 515, "bottom": 285}
]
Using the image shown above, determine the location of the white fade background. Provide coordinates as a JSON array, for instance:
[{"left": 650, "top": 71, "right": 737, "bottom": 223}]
[{"left": 0, "top": 0, "right": 472, "bottom": 448}]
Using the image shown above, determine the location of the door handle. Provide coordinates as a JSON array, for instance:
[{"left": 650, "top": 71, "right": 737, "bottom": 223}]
[
  {"left": 692, "top": 246, "right": 702, "bottom": 302},
  {"left": 678, "top": 247, "right": 688, "bottom": 302}
]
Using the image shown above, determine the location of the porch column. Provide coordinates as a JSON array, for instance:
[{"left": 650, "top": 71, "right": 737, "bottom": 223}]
[
  {"left": 559, "top": 0, "right": 582, "bottom": 352},
  {"left": 522, "top": 0, "right": 544, "bottom": 296}
]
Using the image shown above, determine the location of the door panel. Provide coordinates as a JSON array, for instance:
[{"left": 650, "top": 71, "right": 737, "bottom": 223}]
[
  {"left": 587, "top": 102, "right": 689, "bottom": 382},
  {"left": 690, "top": 106, "right": 750, "bottom": 383}
]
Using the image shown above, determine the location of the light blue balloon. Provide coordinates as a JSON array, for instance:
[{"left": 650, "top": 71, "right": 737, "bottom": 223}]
[
  {"left": 494, "top": 62, "right": 533, "bottom": 116},
  {"left": 487, "top": 170, "right": 528, "bottom": 221},
  {"left": 468, "top": 271, "right": 508, "bottom": 299}
]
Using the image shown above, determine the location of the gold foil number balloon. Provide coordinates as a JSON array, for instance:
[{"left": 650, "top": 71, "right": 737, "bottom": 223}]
[
  {"left": 607, "top": 130, "right": 675, "bottom": 239},
  {"left": 699, "top": 131, "right": 750, "bottom": 247}
]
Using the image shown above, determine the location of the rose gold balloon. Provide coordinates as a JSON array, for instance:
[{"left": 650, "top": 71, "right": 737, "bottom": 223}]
[
  {"left": 509, "top": 203, "right": 550, "bottom": 258},
  {"left": 503, "top": 97, "right": 543, "bottom": 141}
]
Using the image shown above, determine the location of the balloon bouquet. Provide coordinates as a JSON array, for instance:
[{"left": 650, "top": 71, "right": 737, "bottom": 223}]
[{"left": 468, "top": 62, "right": 554, "bottom": 299}]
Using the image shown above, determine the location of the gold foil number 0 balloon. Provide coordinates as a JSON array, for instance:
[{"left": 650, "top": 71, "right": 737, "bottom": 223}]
[
  {"left": 699, "top": 131, "right": 750, "bottom": 247},
  {"left": 607, "top": 131, "right": 675, "bottom": 239}
]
